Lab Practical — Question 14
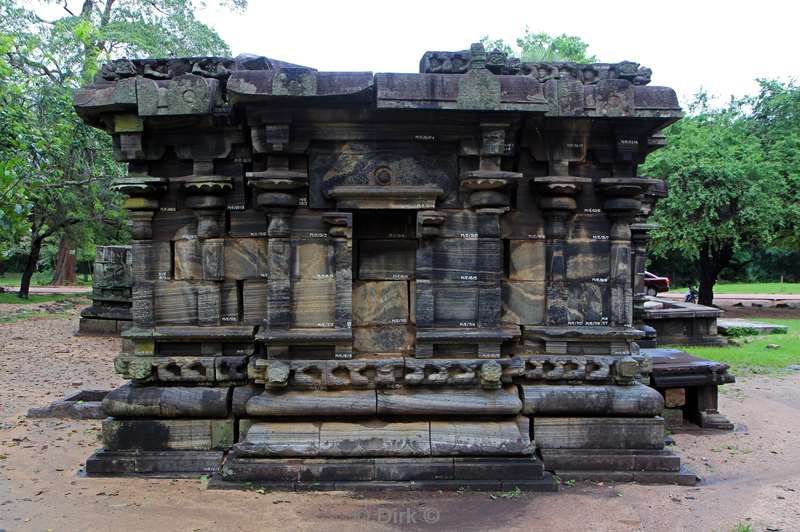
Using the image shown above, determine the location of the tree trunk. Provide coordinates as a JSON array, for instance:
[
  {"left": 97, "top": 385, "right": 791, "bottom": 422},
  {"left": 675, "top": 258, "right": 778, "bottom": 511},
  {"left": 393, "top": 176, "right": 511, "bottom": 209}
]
[
  {"left": 697, "top": 241, "right": 734, "bottom": 307},
  {"left": 19, "top": 236, "right": 44, "bottom": 299},
  {"left": 50, "top": 234, "right": 77, "bottom": 286}
]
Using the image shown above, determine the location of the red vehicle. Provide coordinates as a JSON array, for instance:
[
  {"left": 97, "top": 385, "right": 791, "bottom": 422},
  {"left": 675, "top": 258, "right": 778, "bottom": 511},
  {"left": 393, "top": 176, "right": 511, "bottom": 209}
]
[{"left": 644, "top": 271, "right": 670, "bottom": 296}]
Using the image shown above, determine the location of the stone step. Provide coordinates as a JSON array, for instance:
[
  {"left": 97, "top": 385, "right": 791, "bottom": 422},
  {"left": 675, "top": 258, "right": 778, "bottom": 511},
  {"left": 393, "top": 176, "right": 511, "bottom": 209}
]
[
  {"left": 85, "top": 450, "right": 223, "bottom": 476},
  {"left": 552, "top": 465, "right": 699, "bottom": 486},
  {"left": 540, "top": 449, "right": 680, "bottom": 472}
]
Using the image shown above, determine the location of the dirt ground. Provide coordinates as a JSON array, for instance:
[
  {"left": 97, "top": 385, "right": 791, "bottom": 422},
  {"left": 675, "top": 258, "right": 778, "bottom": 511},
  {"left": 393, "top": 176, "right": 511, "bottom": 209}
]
[
  {"left": 1, "top": 308, "right": 799, "bottom": 532},
  {"left": 717, "top": 306, "right": 800, "bottom": 320}
]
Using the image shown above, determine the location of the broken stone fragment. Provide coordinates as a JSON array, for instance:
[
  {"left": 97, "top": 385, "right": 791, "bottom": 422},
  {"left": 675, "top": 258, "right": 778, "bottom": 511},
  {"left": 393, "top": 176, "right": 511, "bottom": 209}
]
[
  {"left": 266, "top": 361, "right": 290, "bottom": 388},
  {"left": 480, "top": 360, "right": 502, "bottom": 390}
]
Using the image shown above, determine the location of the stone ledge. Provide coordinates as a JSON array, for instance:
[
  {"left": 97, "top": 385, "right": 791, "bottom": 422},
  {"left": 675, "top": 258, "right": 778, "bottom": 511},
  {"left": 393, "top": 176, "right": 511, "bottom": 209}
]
[{"left": 552, "top": 465, "right": 699, "bottom": 486}]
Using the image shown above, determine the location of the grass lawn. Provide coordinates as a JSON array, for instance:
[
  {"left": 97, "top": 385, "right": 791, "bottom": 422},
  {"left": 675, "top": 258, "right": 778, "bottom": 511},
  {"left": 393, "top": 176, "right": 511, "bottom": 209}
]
[
  {"left": 0, "top": 292, "right": 88, "bottom": 305},
  {"left": 679, "top": 319, "right": 800, "bottom": 374},
  {"left": 673, "top": 282, "right": 800, "bottom": 294},
  {"left": 0, "top": 271, "right": 92, "bottom": 288}
]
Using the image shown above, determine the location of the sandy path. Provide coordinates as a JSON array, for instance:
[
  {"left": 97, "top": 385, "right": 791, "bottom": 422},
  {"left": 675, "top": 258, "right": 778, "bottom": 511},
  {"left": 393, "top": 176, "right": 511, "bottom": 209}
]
[{"left": 1, "top": 311, "right": 799, "bottom": 532}]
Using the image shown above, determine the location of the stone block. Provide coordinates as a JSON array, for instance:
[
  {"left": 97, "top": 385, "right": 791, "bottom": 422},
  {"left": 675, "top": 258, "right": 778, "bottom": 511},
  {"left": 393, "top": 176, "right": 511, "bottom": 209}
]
[
  {"left": 352, "top": 281, "right": 409, "bottom": 325},
  {"left": 533, "top": 417, "right": 665, "bottom": 450},
  {"left": 664, "top": 387, "right": 686, "bottom": 407}
]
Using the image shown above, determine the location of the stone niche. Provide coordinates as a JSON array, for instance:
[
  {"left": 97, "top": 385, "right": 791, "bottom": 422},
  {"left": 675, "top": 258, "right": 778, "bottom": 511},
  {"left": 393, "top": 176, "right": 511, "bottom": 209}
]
[{"left": 74, "top": 44, "right": 695, "bottom": 489}]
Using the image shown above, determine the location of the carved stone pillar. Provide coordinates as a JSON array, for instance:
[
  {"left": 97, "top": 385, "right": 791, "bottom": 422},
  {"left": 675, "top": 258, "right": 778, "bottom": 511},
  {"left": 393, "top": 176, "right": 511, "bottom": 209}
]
[
  {"left": 112, "top": 174, "right": 166, "bottom": 328},
  {"left": 597, "top": 178, "right": 650, "bottom": 328},
  {"left": 247, "top": 122, "right": 307, "bottom": 237},
  {"left": 460, "top": 123, "right": 521, "bottom": 209},
  {"left": 182, "top": 175, "right": 231, "bottom": 327},
  {"left": 532, "top": 176, "right": 590, "bottom": 325}
]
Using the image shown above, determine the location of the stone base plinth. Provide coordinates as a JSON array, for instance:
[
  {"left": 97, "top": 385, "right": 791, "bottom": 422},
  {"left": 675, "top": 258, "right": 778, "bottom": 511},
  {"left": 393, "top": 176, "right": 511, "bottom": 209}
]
[
  {"left": 540, "top": 449, "right": 698, "bottom": 486},
  {"left": 86, "top": 451, "right": 558, "bottom": 490},
  {"left": 85, "top": 450, "right": 224, "bottom": 477},
  {"left": 218, "top": 456, "right": 557, "bottom": 492}
]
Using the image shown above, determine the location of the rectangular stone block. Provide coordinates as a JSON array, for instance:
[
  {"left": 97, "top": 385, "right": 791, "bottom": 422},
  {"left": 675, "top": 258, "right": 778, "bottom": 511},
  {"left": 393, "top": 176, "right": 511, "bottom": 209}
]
[
  {"left": 152, "top": 241, "right": 172, "bottom": 281},
  {"left": 664, "top": 388, "right": 686, "bottom": 407},
  {"left": 358, "top": 239, "right": 416, "bottom": 280},
  {"left": 533, "top": 417, "right": 665, "bottom": 450},
  {"left": 102, "top": 385, "right": 231, "bottom": 418},
  {"left": 220, "top": 281, "right": 240, "bottom": 323},
  {"left": 352, "top": 281, "right": 409, "bottom": 325},
  {"left": 353, "top": 325, "right": 414, "bottom": 355},
  {"left": 539, "top": 449, "right": 680, "bottom": 472},
  {"left": 500, "top": 210, "right": 546, "bottom": 240},
  {"left": 502, "top": 281, "right": 545, "bottom": 325},
  {"left": 236, "top": 421, "right": 431, "bottom": 458},
  {"left": 291, "top": 278, "right": 336, "bottom": 328},
  {"left": 453, "top": 457, "right": 544, "bottom": 480},
  {"left": 374, "top": 458, "right": 454, "bottom": 481},
  {"left": 566, "top": 281, "right": 609, "bottom": 326},
  {"left": 201, "top": 239, "right": 225, "bottom": 280},
  {"left": 197, "top": 283, "right": 221, "bottom": 326},
  {"left": 429, "top": 238, "right": 502, "bottom": 282},
  {"left": 151, "top": 210, "right": 196, "bottom": 242},
  {"left": 319, "top": 421, "right": 431, "bottom": 457},
  {"left": 430, "top": 281, "right": 479, "bottom": 326},
  {"left": 235, "top": 422, "right": 321, "bottom": 457},
  {"left": 245, "top": 390, "right": 377, "bottom": 417},
  {"left": 229, "top": 209, "right": 268, "bottom": 237},
  {"left": 377, "top": 387, "right": 522, "bottom": 416},
  {"left": 508, "top": 240, "right": 546, "bottom": 281},
  {"left": 174, "top": 238, "right": 202, "bottom": 280},
  {"left": 520, "top": 384, "right": 664, "bottom": 416},
  {"left": 154, "top": 281, "right": 196, "bottom": 325},
  {"left": 224, "top": 238, "right": 268, "bottom": 280},
  {"left": 429, "top": 420, "right": 532, "bottom": 456},
  {"left": 102, "top": 419, "right": 234, "bottom": 451},
  {"left": 291, "top": 240, "right": 335, "bottom": 280},
  {"left": 134, "top": 450, "right": 224, "bottom": 474},
  {"left": 662, "top": 407, "right": 684, "bottom": 429},
  {"left": 242, "top": 279, "right": 267, "bottom": 324},
  {"left": 222, "top": 458, "right": 375, "bottom": 482},
  {"left": 568, "top": 215, "right": 611, "bottom": 241},
  {"left": 566, "top": 240, "right": 611, "bottom": 281}
]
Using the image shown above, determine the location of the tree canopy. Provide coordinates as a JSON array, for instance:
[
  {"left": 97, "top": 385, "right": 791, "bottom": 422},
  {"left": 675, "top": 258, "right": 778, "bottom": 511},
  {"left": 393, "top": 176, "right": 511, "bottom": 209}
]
[
  {"left": 640, "top": 84, "right": 799, "bottom": 304},
  {"left": 481, "top": 28, "right": 597, "bottom": 63},
  {"left": 0, "top": 0, "right": 246, "bottom": 296}
]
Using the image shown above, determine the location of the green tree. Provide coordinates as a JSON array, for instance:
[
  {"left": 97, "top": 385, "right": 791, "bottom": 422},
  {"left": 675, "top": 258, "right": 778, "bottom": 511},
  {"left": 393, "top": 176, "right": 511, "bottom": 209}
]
[
  {"left": 747, "top": 79, "right": 800, "bottom": 248},
  {"left": 481, "top": 28, "right": 597, "bottom": 63},
  {"left": 0, "top": 0, "right": 246, "bottom": 297},
  {"left": 640, "top": 93, "right": 788, "bottom": 305}
]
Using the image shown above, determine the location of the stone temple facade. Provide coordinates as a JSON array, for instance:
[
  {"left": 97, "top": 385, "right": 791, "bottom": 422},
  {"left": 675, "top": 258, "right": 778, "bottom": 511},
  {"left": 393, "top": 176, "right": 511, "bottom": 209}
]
[{"left": 73, "top": 44, "right": 694, "bottom": 488}]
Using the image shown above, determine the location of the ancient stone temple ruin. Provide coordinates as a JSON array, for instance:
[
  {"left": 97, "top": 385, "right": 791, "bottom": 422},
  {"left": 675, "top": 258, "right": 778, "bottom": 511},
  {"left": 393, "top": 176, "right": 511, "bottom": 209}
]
[
  {"left": 74, "top": 44, "right": 694, "bottom": 488},
  {"left": 78, "top": 245, "right": 133, "bottom": 335}
]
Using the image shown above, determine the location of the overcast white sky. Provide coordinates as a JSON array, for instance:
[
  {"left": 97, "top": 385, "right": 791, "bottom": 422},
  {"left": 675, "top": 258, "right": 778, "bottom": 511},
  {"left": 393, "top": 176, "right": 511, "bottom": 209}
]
[
  {"left": 193, "top": 0, "right": 798, "bottom": 107},
  {"left": 36, "top": 0, "right": 798, "bottom": 107}
]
